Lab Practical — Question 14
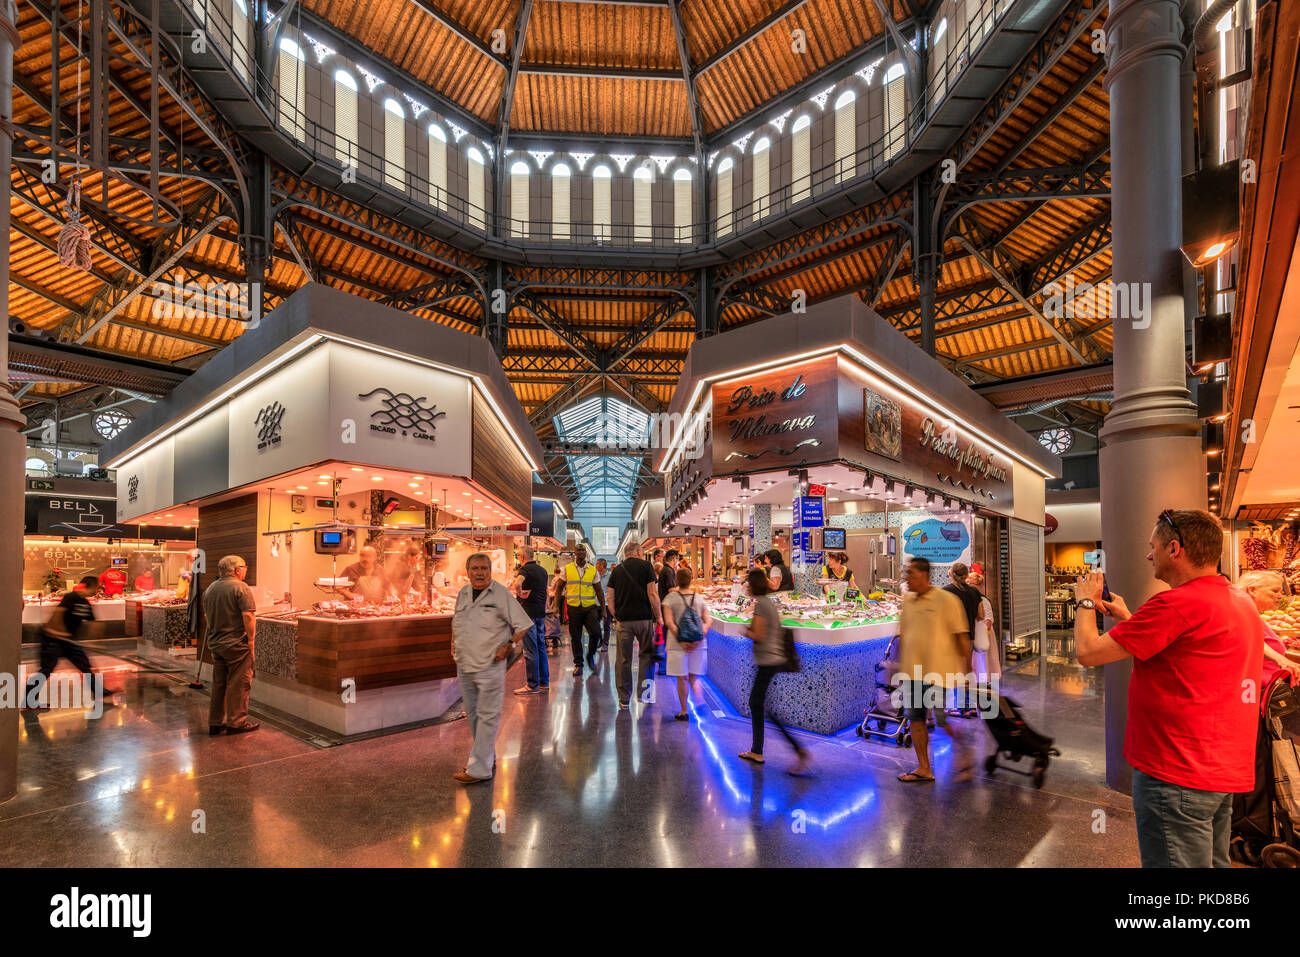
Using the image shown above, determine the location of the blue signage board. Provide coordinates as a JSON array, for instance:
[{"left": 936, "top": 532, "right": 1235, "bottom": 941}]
[
  {"left": 901, "top": 517, "right": 971, "bottom": 564},
  {"left": 529, "top": 499, "right": 556, "bottom": 539}
]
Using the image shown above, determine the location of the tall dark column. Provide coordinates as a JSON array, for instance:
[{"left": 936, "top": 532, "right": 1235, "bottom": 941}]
[
  {"left": 1, "top": 1, "right": 24, "bottom": 803},
  {"left": 914, "top": 178, "right": 937, "bottom": 355},
  {"left": 1099, "top": 0, "right": 1205, "bottom": 794}
]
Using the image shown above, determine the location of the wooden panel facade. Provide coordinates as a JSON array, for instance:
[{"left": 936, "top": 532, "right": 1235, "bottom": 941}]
[
  {"left": 295, "top": 614, "right": 456, "bottom": 693},
  {"left": 197, "top": 493, "right": 260, "bottom": 585},
  {"left": 471, "top": 390, "right": 532, "bottom": 520}
]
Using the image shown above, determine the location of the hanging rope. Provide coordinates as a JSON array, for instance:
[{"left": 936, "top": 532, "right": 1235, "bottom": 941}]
[{"left": 57, "top": 0, "right": 93, "bottom": 270}]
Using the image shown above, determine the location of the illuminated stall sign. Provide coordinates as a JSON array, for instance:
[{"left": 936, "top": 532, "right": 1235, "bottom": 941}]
[
  {"left": 25, "top": 496, "right": 123, "bottom": 538},
  {"left": 711, "top": 356, "right": 838, "bottom": 475}
]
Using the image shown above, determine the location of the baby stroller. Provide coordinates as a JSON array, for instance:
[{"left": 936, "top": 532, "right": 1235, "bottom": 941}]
[
  {"left": 1231, "top": 673, "right": 1300, "bottom": 868},
  {"left": 855, "top": 635, "right": 932, "bottom": 747},
  {"left": 982, "top": 694, "right": 1060, "bottom": 788}
]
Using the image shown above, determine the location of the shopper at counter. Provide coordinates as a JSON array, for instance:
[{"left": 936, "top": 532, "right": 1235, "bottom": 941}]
[
  {"left": 513, "top": 547, "right": 551, "bottom": 696},
  {"left": 896, "top": 557, "right": 973, "bottom": 784},
  {"left": 23, "top": 575, "right": 101, "bottom": 710},
  {"left": 738, "top": 569, "right": 810, "bottom": 775},
  {"left": 1235, "top": 570, "right": 1300, "bottom": 691},
  {"left": 203, "top": 556, "right": 259, "bottom": 736},
  {"left": 663, "top": 567, "right": 711, "bottom": 721},
  {"left": 451, "top": 554, "right": 534, "bottom": 784},
  {"left": 607, "top": 540, "right": 662, "bottom": 710},
  {"left": 1073, "top": 508, "right": 1262, "bottom": 868}
]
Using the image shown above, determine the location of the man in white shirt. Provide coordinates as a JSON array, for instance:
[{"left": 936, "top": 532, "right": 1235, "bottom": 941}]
[{"left": 451, "top": 553, "right": 534, "bottom": 784}]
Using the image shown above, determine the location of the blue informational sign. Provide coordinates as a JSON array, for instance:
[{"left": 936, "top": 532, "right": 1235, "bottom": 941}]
[
  {"left": 901, "top": 517, "right": 971, "bottom": 563},
  {"left": 793, "top": 495, "right": 825, "bottom": 570},
  {"left": 796, "top": 497, "right": 824, "bottom": 528}
]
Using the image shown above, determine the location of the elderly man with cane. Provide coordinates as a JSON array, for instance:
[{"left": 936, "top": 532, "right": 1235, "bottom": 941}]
[{"left": 451, "top": 553, "right": 534, "bottom": 784}]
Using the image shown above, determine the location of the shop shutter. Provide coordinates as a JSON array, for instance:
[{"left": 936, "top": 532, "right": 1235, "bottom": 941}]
[
  {"left": 510, "top": 162, "right": 529, "bottom": 238},
  {"left": 383, "top": 99, "right": 406, "bottom": 191},
  {"left": 428, "top": 126, "right": 447, "bottom": 209},
  {"left": 633, "top": 167, "right": 652, "bottom": 242},
  {"left": 752, "top": 138, "right": 769, "bottom": 220},
  {"left": 334, "top": 72, "right": 358, "bottom": 169},
  {"left": 673, "top": 171, "right": 692, "bottom": 243},
  {"left": 592, "top": 167, "right": 611, "bottom": 242},
  {"left": 277, "top": 40, "right": 305, "bottom": 142},
  {"left": 834, "top": 91, "right": 855, "bottom": 183},
  {"left": 791, "top": 119, "right": 811, "bottom": 203},
  {"left": 552, "top": 165, "right": 571, "bottom": 240},
  {"left": 467, "top": 149, "right": 486, "bottom": 229},
  {"left": 1008, "top": 517, "right": 1044, "bottom": 642},
  {"left": 716, "top": 159, "right": 733, "bottom": 237}
]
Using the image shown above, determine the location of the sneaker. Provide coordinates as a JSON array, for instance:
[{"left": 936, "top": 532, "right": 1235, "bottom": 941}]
[
  {"left": 514, "top": 686, "right": 541, "bottom": 696},
  {"left": 573, "top": 665, "right": 583, "bottom": 676}
]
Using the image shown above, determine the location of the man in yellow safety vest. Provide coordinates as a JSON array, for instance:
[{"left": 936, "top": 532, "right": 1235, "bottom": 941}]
[{"left": 553, "top": 544, "right": 606, "bottom": 677}]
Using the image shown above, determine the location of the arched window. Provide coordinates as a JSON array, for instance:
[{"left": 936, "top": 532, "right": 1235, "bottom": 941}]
[
  {"left": 932, "top": 18, "right": 950, "bottom": 103},
  {"left": 552, "top": 163, "right": 571, "bottom": 240},
  {"left": 834, "top": 89, "right": 856, "bottom": 183},
  {"left": 334, "top": 70, "right": 358, "bottom": 169},
  {"left": 966, "top": 0, "right": 990, "bottom": 43},
  {"left": 383, "top": 98, "right": 405, "bottom": 190},
  {"left": 510, "top": 160, "right": 530, "bottom": 238},
  {"left": 752, "top": 136, "right": 770, "bottom": 220},
  {"left": 883, "top": 64, "right": 906, "bottom": 161},
  {"left": 231, "top": 0, "right": 251, "bottom": 83},
  {"left": 716, "top": 157, "right": 734, "bottom": 237},
  {"left": 633, "top": 165, "right": 652, "bottom": 242},
  {"left": 592, "top": 164, "right": 611, "bottom": 243},
  {"left": 277, "top": 38, "right": 306, "bottom": 142},
  {"left": 428, "top": 124, "right": 447, "bottom": 209},
  {"left": 25, "top": 457, "right": 49, "bottom": 474},
  {"left": 467, "top": 146, "right": 486, "bottom": 228},
  {"left": 791, "top": 114, "right": 812, "bottom": 204},
  {"left": 672, "top": 167, "right": 692, "bottom": 243}
]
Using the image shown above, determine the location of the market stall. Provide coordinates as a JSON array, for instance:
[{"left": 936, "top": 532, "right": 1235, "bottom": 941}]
[
  {"left": 100, "top": 284, "right": 543, "bottom": 735},
  {"left": 648, "top": 296, "right": 1060, "bottom": 733}
]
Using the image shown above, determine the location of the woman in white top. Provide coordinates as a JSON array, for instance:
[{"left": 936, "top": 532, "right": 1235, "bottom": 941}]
[
  {"left": 662, "top": 566, "right": 712, "bottom": 721},
  {"left": 968, "top": 571, "right": 999, "bottom": 684}
]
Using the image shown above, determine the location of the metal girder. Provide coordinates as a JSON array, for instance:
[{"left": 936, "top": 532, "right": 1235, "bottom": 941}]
[
  {"left": 948, "top": 0, "right": 1106, "bottom": 172},
  {"left": 9, "top": 165, "right": 148, "bottom": 274},
  {"left": 502, "top": 352, "right": 683, "bottom": 377},
  {"left": 606, "top": 375, "right": 665, "bottom": 414},
  {"left": 535, "top": 441, "right": 648, "bottom": 457},
  {"left": 667, "top": 0, "right": 704, "bottom": 160},
  {"left": 991, "top": 56, "right": 1107, "bottom": 178},
  {"left": 498, "top": 0, "right": 535, "bottom": 152},
  {"left": 606, "top": 297, "right": 694, "bottom": 367},
  {"left": 868, "top": 235, "right": 909, "bottom": 308},
  {"left": 1027, "top": 212, "right": 1112, "bottom": 294},
  {"left": 381, "top": 276, "right": 478, "bottom": 310},
  {"left": 952, "top": 235, "right": 1087, "bottom": 364},
  {"left": 65, "top": 191, "right": 233, "bottom": 345},
  {"left": 511, "top": 293, "right": 603, "bottom": 369},
  {"left": 276, "top": 219, "right": 322, "bottom": 284},
  {"left": 693, "top": 0, "right": 813, "bottom": 77},
  {"left": 942, "top": 160, "right": 1110, "bottom": 222},
  {"left": 518, "top": 63, "right": 683, "bottom": 80},
  {"left": 715, "top": 191, "right": 913, "bottom": 292},
  {"left": 10, "top": 273, "right": 82, "bottom": 314},
  {"left": 528, "top": 376, "right": 603, "bottom": 427},
  {"left": 888, "top": 280, "right": 1014, "bottom": 330},
  {"left": 952, "top": 316, "right": 1111, "bottom": 367},
  {"left": 719, "top": 284, "right": 788, "bottom": 319},
  {"left": 508, "top": 266, "right": 696, "bottom": 295},
  {"left": 406, "top": 0, "right": 509, "bottom": 68}
]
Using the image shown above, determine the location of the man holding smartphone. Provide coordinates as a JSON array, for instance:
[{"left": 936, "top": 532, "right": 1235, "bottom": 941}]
[{"left": 1073, "top": 508, "right": 1262, "bottom": 867}]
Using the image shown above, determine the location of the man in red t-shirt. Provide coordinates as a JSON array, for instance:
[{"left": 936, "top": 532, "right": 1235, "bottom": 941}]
[{"left": 1073, "top": 508, "right": 1263, "bottom": 868}]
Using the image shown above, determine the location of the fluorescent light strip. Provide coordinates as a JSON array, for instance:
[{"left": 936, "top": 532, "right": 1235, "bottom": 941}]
[{"left": 659, "top": 344, "right": 1055, "bottom": 480}]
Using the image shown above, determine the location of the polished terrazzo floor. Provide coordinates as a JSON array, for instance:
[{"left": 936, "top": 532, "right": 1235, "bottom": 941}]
[{"left": 2, "top": 639, "right": 1140, "bottom": 867}]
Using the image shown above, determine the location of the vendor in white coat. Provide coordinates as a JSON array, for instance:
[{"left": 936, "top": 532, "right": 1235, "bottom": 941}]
[{"left": 450, "top": 553, "right": 534, "bottom": 784}]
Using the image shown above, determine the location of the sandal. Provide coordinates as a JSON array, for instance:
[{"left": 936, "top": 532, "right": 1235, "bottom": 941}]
[
  {"left": 738, "top": 751, "right": 765, "bottom": 764},
  {"left": 674, "top": 712, "right": 690, "bottom": 721},
  {"left": 898, "top": 770, "right": 935, "bottom": 783}
]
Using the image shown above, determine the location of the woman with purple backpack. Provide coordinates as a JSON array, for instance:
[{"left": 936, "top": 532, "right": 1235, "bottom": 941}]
[{"left": 663, "top": 566, "right": 712, "bottom": 721}]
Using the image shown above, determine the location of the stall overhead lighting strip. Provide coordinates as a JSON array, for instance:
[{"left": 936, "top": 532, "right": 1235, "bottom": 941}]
[
  {"left": 106, "top": 333, "right": 540, "bottom": 474},
  {"left": 658, "top": 344, "right": 1056, "bottom": 480}
]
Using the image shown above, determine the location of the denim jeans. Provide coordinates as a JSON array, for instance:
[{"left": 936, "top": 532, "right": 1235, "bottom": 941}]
[
  {"left": 1131, "top": 768, "right": 1233, "bottom": 868},
  {"left": 523, "top": 617, "right": 549, "bottom": 689}
]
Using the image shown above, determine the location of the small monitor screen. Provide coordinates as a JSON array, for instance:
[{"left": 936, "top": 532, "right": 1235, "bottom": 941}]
[
  {"left": 320, "top": 531, "right": 342, "bottom": 546},
  {"left": 822, "top": 527, "right": 847, "bottom": 550},
  {"left": 434, "top": 543, "right": 448, "bottom": 554}
]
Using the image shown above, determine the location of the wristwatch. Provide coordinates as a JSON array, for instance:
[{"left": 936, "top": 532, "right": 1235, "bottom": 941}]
[{"left": 1077, "top": 598, "right": 1097, "bottom": 610}]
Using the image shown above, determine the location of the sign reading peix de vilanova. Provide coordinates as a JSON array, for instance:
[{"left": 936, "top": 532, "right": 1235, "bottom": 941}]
[{"left": 918, "top": 416, "right": 1009, "bottom": 484}]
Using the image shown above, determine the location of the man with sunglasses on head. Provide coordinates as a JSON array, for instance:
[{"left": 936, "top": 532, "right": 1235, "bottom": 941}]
[{"left": 1073, "top": 508, "right": 1263, "bottom": 868}]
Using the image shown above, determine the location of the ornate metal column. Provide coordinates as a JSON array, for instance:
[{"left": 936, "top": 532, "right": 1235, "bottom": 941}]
[
  {"left": 1099, "top": 0, "right": 1206, "bottom": 794},
  {"left": 1, "top": 0, "right": 24, "bottom": 803}
]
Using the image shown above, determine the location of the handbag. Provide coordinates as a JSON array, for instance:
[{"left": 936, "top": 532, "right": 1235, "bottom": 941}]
[{"left": 778, "top": 626, "right": 801, "bottom": 673}]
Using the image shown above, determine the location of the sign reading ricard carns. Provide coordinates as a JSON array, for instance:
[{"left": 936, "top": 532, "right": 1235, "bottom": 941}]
[
  {"left": 358, "top": 388, "right": 446, "bottom": 442},
  {"left": 711, "top": 357, "right": 837, "bottom": 474}
]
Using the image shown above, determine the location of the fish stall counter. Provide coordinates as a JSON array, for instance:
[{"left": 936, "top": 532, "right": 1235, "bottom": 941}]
[
  {"left": 240, "top": 596, "right": 461, "bottom": 736},
  {"left": 702, "top": 590, "right": 901, "bottom": 734}
]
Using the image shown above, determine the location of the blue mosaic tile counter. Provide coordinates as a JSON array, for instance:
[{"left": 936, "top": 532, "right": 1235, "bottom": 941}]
[{"left": 705, "top": 622, "right": 896, "bottom": 734}]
